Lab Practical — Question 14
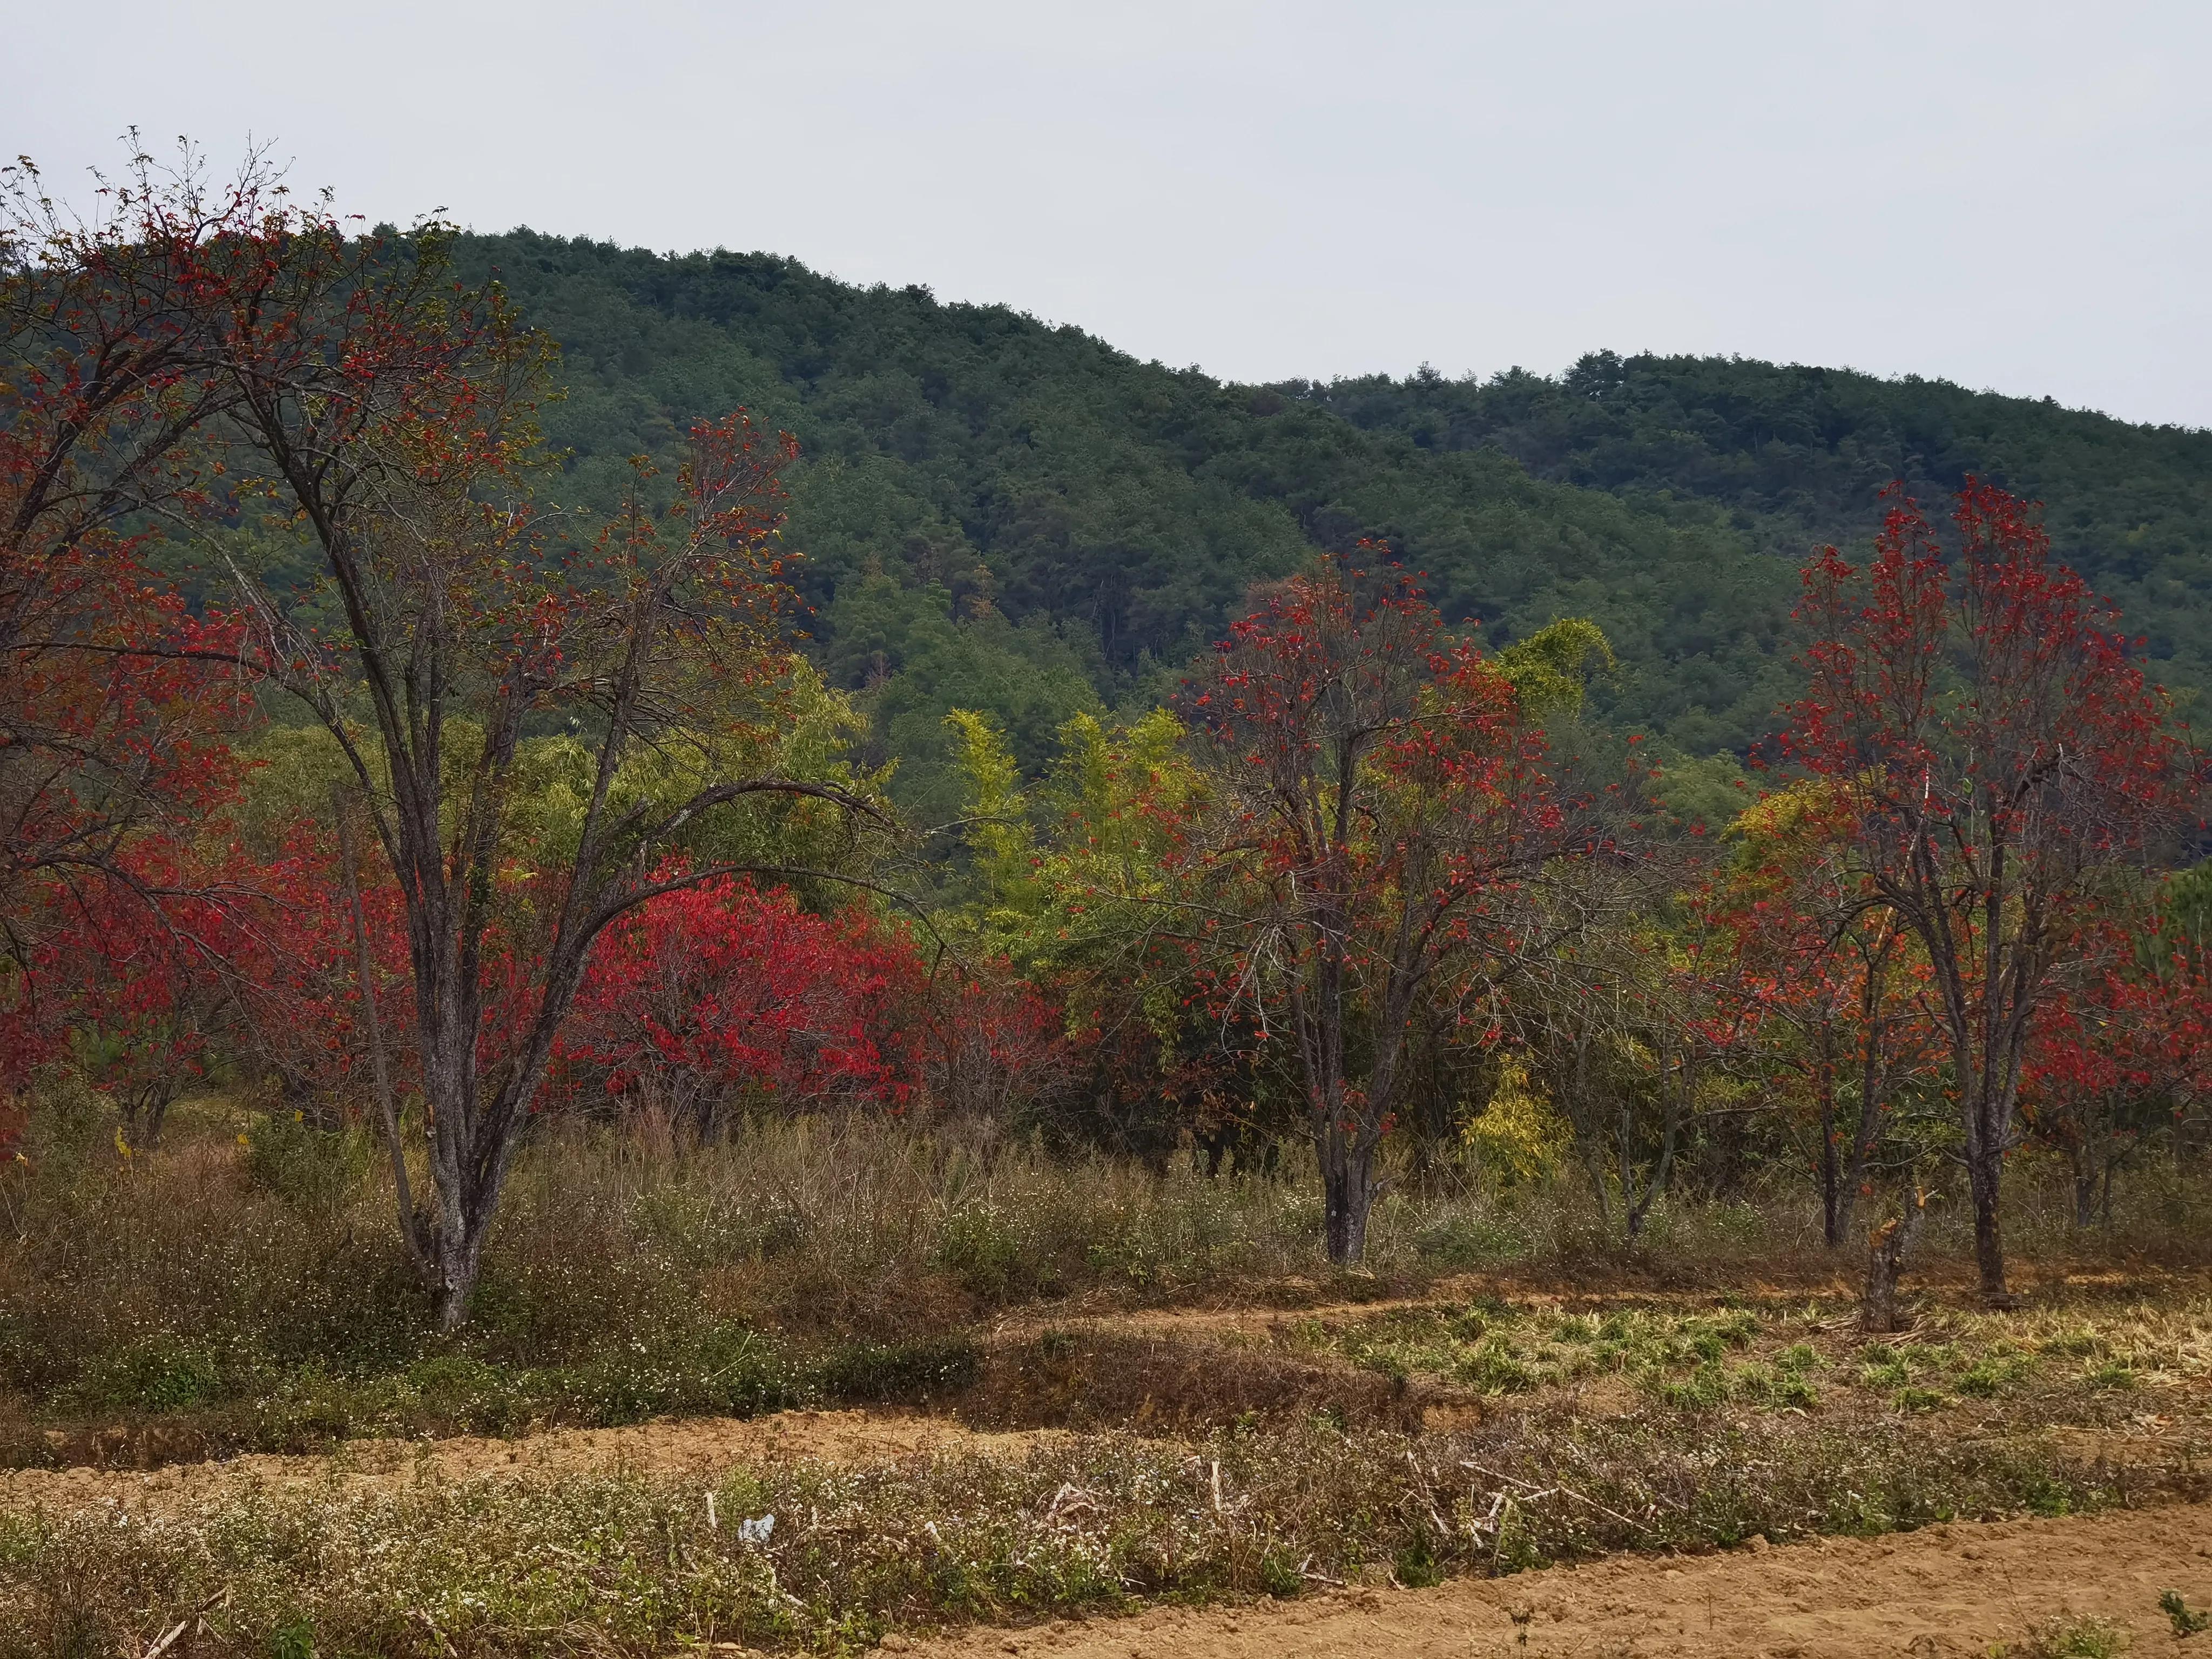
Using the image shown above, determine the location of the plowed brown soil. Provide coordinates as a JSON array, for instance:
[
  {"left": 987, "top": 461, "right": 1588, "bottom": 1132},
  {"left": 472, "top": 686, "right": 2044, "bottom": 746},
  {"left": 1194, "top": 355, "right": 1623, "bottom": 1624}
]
[
  {"left": 900, "top": 1502, "right": 2212, "bottom": 1658},
  {"left": 0, "top": 1408, "right": 1049, "bottom": 1514}
]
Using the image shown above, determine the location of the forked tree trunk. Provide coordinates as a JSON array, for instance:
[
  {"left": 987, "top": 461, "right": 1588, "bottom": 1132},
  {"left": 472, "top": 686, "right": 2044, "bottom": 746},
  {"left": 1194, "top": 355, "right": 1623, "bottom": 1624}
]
[{"left": 416, "top": 988, "right": 557, "bottom": 1331}]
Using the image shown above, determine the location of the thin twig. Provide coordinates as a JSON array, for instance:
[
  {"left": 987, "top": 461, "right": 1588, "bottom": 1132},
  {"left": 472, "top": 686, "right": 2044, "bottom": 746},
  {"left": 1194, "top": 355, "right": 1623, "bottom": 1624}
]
[{"left": 1460, "top": 1459, "right": 1655, "bottom": 1536}]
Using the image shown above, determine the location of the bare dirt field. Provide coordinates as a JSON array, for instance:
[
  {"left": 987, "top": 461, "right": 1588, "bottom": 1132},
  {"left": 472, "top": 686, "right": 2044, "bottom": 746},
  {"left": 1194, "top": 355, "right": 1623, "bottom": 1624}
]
[{"left": 902, "top": 1501, "right": 2212, "bottom": 1658}]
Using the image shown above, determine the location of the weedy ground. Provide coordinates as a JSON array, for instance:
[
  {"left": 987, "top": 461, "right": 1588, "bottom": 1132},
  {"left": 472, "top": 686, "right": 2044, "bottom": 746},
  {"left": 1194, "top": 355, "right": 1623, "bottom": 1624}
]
[
  {"left": 1, "top": 1095, "right": 2208, "bottom": 1655},
  {"left": 1278, "top": 1282, "right": 2212, "bottom": 1427}
]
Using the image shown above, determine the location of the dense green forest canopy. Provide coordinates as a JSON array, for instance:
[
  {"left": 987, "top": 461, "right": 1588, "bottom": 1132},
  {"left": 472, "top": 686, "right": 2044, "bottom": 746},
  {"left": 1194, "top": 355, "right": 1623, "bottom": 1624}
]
[
  {"left": 445, "top": 232, "right": 2212, "bottom": 813},
  {"left": 1288, "top": 354, "right": 2212, "bottom": 671}
]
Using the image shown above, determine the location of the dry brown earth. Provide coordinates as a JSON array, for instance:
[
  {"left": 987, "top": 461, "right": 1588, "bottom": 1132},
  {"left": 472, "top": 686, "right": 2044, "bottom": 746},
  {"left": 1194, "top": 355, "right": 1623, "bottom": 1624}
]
[
  {"left": 0, "top": 1408, "right": 1052, "bottom": 1513},
  {"left": 899, "top": 1501, "right": 2212, "bottom": 1658}
]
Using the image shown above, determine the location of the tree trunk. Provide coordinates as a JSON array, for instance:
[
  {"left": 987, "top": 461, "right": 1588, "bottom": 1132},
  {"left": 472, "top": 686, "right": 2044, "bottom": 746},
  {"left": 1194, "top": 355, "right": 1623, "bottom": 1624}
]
[
  {"left": 1965, "top": 1128, "right": 2010, "bottom": 1304},
  {"left": 419, "top": 997, "right": 487, "bottom": 1330},
  {"left": 1833, "top": 1075, "right": 1883, "bottom": 1249},
  {"left": 1832, "top": 976, "right": 1893, "bottom": 1249},
  {"left": 1860, "top": 1190, "right": 1926, "bottom": 1334},
  {"left": 1818, "top": 1074, "right": 1844, "bottom": 1248},
  {"left": 423, "top": 1121, "right": 507, "bottom": 1332},
  {"left": 134, "top": 1073, "right": 180, "bottom": 1149},
  {"left": 1320, "top": 1136, "right": 1378, "bottom": 1265},
  {"left": 2071, "top": 1147, "right": 2098, "bottom": 1230},
  {"left": 335, "top": 786, "right": 429, "bottom": 1285},
  {"left": 434, "top": 1218, "right": 489, "bottom": 1332}
]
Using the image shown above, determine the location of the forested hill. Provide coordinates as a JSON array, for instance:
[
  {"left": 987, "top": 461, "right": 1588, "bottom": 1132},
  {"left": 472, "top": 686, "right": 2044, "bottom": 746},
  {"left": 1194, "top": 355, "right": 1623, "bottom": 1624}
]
[
  {"left": 454, "top": 232, "right": 2212, "bottom": 812},
  {"left": 1286, "top": 356, "right": 2212, "bottom": 663}
]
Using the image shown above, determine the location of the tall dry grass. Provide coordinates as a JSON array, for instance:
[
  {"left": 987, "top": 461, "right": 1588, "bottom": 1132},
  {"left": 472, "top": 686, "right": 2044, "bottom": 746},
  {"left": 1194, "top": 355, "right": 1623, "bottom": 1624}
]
[{"left": 2, "top": 1075, "right": 2205, "bottom": 1446}]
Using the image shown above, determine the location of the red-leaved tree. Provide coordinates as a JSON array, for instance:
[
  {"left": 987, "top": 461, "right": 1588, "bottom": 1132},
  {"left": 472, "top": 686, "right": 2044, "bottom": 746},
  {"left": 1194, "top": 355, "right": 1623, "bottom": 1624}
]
[
  {"left": 1781, "top": 483, "right": 2198, "bottom": 1301},
  {"left": 2023, "top": 905, "right": 2212, "bottom": 1228},
  {"left": 224, "top": 330, "right": 884, "bottom": 1323},
  {"left": 1183, "top": 555, "right": 1595, "bottom": 1262},
  {"left": 0, "top": 145, "right": 283, "bottom": 987},
  {"left": 1703, "top": 781, "right": 1943, "bottom": 1245}
]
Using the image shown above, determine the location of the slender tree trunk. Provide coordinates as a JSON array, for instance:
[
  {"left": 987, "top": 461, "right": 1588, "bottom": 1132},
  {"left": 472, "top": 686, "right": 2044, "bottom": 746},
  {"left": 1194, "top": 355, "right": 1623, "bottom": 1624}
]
[
  {"left": 1831, "top": 946, "right": 1893, "bottom": 1248},
  {"left": 1817, "top": 1067, "right": 1844, "bottom": 1248},
  {"left": 2069, "top": 1139, "right": 2098, "bottom": 1230},
  {"left": 1964, "top": 1100, "right": 2009, "bottom": 1303},
  {"left": 1835, "top": 1056, "right": 1886, "bottom": 1248},
  {"left": 335, "top": 785, "right": 426, "bottom": 1279},
  {"left": 1299, "top": 898, "right": 1386, "bottom": 1267}
]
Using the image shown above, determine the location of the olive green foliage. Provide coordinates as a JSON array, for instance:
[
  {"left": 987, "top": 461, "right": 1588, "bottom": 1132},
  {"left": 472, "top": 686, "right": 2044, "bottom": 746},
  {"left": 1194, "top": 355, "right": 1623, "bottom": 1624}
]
[
  {"left": 229, "top": 661, "right": 883, "bottom": 903},
  {"left": 1494, "top": 617, "right": 1616, "bottom": 718},
  {"left": 942, "top": 705, "right": 1202, "bottom": 976},
  {"left": 1296, "top": 1288, "right": 2211, "bottom": 1422}
]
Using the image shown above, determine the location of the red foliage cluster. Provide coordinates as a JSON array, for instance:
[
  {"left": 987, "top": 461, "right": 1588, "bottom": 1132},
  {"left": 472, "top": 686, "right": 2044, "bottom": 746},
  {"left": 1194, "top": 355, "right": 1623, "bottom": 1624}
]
[
  {"left": 1785, "top": 482, "right": 2190, "bottom": 868},
  {"left": 7, "top": 818, "right": 1068, "bottom": 1151},
  {"left": 552, "top": 875, "right": 926, "bottom": 1122},
  {"left": 0, "top": 801, "right": 412, "bottom": 1140},
  {"left": 2020, "top": 912, "right": 2212, "bottom": 1218},
  {"left": 913, "top": 968, "right": 1080, "bottom": 1125}
]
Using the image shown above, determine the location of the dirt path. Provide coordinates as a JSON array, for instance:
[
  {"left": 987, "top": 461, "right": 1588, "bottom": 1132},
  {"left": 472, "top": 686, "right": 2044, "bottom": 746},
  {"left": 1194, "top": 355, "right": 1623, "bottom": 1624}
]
[
  {"left": 901, "top": 1502, "right": 2212, "bottom": 1658},
  {"left": 0, "top": 1408, "right": 1053, "bottom": 1514}
]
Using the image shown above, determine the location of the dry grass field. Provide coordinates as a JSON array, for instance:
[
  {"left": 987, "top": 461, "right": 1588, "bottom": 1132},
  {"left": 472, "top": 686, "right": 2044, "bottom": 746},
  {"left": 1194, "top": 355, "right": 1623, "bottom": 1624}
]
[{"left": 2, "top": 1102, "right": 2208, "bottom": 1656}]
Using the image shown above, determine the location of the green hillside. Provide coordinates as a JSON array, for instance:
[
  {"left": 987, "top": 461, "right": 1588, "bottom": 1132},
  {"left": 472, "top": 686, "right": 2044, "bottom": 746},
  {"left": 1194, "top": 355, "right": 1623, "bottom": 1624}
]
[
  {"left": 454, "top": 233, "right": 2212, "bottom": 812},
  {"left": 1290, "top": 354, "right": 2212, "bottom": 679}
]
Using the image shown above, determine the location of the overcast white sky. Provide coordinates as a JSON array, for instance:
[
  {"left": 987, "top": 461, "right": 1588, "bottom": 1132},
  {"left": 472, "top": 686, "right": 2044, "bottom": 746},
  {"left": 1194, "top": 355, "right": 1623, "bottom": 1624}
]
[{"left": 11, "top": 1, "right": 2210, "bottom": 427}]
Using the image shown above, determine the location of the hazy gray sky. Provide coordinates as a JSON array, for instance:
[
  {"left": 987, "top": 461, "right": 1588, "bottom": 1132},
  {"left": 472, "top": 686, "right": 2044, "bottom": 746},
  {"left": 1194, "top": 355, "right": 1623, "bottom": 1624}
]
[{"left": 12, "top": 1, "right": 2210, "bottom": 426}]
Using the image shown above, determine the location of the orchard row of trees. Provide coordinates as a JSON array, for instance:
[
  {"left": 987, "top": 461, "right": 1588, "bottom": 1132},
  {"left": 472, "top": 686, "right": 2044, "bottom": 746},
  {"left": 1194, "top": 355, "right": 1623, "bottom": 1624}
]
[{"left": 4, "top": 149, "right": 2204, "bottom": 1324}]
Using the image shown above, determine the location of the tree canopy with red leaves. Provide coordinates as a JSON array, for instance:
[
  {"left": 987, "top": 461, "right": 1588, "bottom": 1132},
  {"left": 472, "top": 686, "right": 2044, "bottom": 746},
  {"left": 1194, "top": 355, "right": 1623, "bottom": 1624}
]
[
  {"left": 1779, "top": 481, "right": 2200, "bottom": 1300},
  {"left": 1182, "top": 554, "right": 1606, "bottom": 1263}
]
